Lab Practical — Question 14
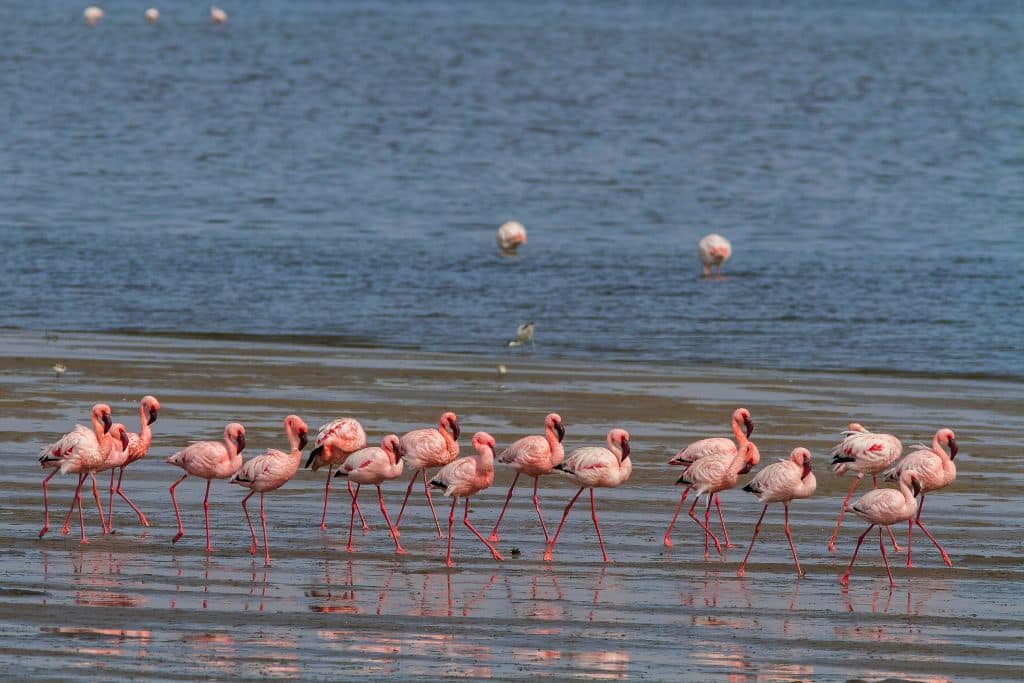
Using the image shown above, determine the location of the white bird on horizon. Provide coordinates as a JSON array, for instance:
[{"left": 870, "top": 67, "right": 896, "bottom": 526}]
[
  {"left": 145, "top": 8, "right": 160, "bottom": 24},
  {"left": 209, "top": 6, "right": 228, "bottom": 24},
  {"left": 507, "top": 322, "right": 535, "bottom": 348},
  {"left": 497, "top": 221, "right": 528, "bottom": 255},
  {"left": 83, "top": 6, "right": 104, "bottom": 26},
  {"left": 698, "top": 233, "right": 732, "bottom": 279}
]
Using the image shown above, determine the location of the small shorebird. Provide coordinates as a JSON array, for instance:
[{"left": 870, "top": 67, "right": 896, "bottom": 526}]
[
  {"left": 737, "top": 447, "right": 817, "bottom": 577},
  {"left": 209, "top": 6, "right": 228, "bottom": 24},
  {"left": 430, "top": 432, "right": 503, "bottom": 567},
  {"left": 698, "top": 233, "right": 732, "bottom": 278},
  {"left": 145, "top": 8, "right": 159, "bottom": 24},
  {"left": 497, "top": 221, "right": 528, "bottom": 255},
  {"left": 507, "top": 322, "right": 535, "bottom": 348},
  {"left": 84, "top": 6, "right": 104, "bottom": 26},
  {"left": 230, "top": 416, "right": 309, "bottom": 566},
  {"left": 489, "top": 413, "right": 566, "bottom": 543},
  {"left": 394, "top": 411, "right": 460, "bottom": 538},
  {"left": 544, "top": 428, "right": 632, "bottom": 563},
  {"left": 166, "top": 423, "right": 246, "bottom": 552},
  {"left": 883, "top": 428, "right": 958, "bottom": 567},
  {"left": 105, "top": 395, "right": 160, "bottom": 533},
  {"left": 334, "top": 434, "right": 406, "bottom": 554},
  {"left": 304, "top": 417, "right": 367, "bottom": 530},
  {"left": 52, "top": 363, "right": 66, "bottom": 378},
  {"left": 839, "top": 468, "right": 921, "bottom": 587}
]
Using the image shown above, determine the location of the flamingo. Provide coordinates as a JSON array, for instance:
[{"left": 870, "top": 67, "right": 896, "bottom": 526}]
[
  {"left": 333, "top": 435, "right": 406, "bottom": 555},
  {"left": 166, "top": 423, "right": 246, "bottom": 552},
  {"left": 83, "top": 6, "right": 104, "bottom": 26},
  {"left": 145, "top": 8, "right": 159, "bottom": 24},
  {"left": 395, "top": 411, "right": 460, "bottom": 538},
  {"left": 304, "top": 417, "right": 367, "bottom": 531},
  {"left": 37, "top": 403, "right": 113, "bottom": 538},
  {"left": 737, "top": 447, "right": 817, "bottom": 577},
  {"left": 229, "top": 416, "right": 309, "bottom": 566},
  {"left": 488, "top": 413, "right": 566, "bottom": 543},
  {"left": 544, "top": 428, "right": 632, "bottom": 563},
  {"left": 839, "top": 469, "right": 922, "bottom": 587},
  {"left": 58, "top": 424, "right": 130, "bottom": 544},
  {"left": 496, "top": 220, "right": 527, "bottom": 255},
  {"left": 664, "top": 408, "right": 755, "bottom": 548},
  {"left": 429, "top": 431, "right": 503, "bottom": 567},
  {"left": 883, "top": 428, "right": 958, "bottom": 568},
  {"left": 209, "top": 6, "right": 228, "bottom": 24},
  {"left": 672, "top": 440, "right": 761, "bottom": 559},
  {"left": 828, "top": 423, "right": 903, "bottom": 552},
  {"left": 698, "top": 233, "right": 732, "bottom": 278},
  {"left": 105, "top": 395, "right": 159, "bottom": 533}
]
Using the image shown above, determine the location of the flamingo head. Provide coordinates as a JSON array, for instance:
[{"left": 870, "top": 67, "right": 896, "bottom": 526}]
[
  {"left": 546, "top": 413, "right": 565, "bottom": 442},
  {"left": 608, "top": 428, "right": 630, "bottom": 461},
  {"left": 285, "top": 415, "right": 309, "bottom": 451},
  {"left": 906, "top": 471, "right": 923, "bottom": 497},
  {"left": 225, "top": 423, "right": 246, "bottom": 452},
  {"left": 381, "top": 434, "right": 403, "bottom": 463},
  {"left": 109, "top": 423, "right": 130, "bottom": 451},
  {"left": 92, "top": 404, "right": 113, "bottom": 433},
  {"left": 472, "top": 431, "right": 496, "bottom": 457},
  {"left": 739, "top": 441, "right": 760, "bottom": 473},
  {"left": 734, "top": 408, "right": 754, "bottom": 439},
  {"left": 848, "top": 422, "right": 867, "bottom": 433},
  {"left": 938, "top": 428, "right": 957, "bottom": 459},
  {"left": 142, "top": 395, "right": 161, "bottom": 425},
  {"left": 790, "top": 447, "right": 812, "bottom": 479},
  {"left": 440, "top": 411, "right": 460, "bottom": 441}
]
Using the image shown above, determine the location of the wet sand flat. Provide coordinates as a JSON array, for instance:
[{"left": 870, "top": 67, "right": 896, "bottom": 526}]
[{"left": 1, "top": 330, "right": 1022, "bottom": 681}]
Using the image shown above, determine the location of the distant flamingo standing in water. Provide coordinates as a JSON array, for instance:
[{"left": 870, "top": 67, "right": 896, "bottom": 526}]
[
  {"left": 166, "top": 422, "right": 246, "bottom": 552},
  {"left": 209, "top": 6, "right": 228, "bottom": 24},
  {"left": 145, "top": 8, "right": 159, "bottom": 24},
  {"left": 883, "top": 428, "right": 958, "bottom": 568},
  {"left": 665, "top": 408, "right": 755, "bottom": 548},
  {"left": 544, "top": 429, "right": 632, "bottom": 563},
  {"left": 105, "top": 395, "right": 159, "bottom": 533},
  {"left": 489, "top": 413, "right": 566, "bottom": 543},
  {"left": 395, "top": 411, "right": 460, "bottom": 538},
  {"left": 430, "top": 431, "right": 503, "bottom": 567},
  {"left": 37, "top": 403, "right": 113, "bottom": 539},
  {"left": 496, "top": 220, "right": 527, "bottom": 255},
  {"left": 230, "top": 416, "right": 309, "bottom": 566},
  {"left": 672, "top": 440, "right": 761, "bottom": 559},
  {"left": 839, "top": 469, "right": 921, "bottom": 587},
  {"left": 698, "top": 233, "right": 732, "bottom": 278},
  {"left": 737, "top": 447, "right": 817, "bottom": 577},
  {"left": 334, "top": 435, "right": 406, "bottom": 555},
  {"left": 83, "top": 6, "right": 104, "bottom": 26},
  {"left": 305, "top": 417, "right": 368, "bottom": 531},
  {"left": 828, "top": 423, "right": 903, "bottom": 552}
]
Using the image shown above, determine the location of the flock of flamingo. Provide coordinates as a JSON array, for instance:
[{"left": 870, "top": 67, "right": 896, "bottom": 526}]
[{"left": 36, "top": 398, "right": 959, "bottom": 587}]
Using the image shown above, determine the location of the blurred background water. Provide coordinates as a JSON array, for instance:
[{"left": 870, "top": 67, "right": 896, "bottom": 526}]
[{"left": 1, "top": 0, "right": 1020, "bottom": 377}]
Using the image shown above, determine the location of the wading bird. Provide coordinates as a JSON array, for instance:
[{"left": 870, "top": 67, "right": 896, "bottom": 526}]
[
  {"left": 395, "top": 411, "right": 460, "bottom": 538},
  {"left": 334, "top": 434, "right": 406, "bottom": 555},
  {"left": 496, "top": 220, "right": 527, "bottom": 255},
  {"left": 105, "top": 395, "right": 160, "bottom": 533},
  {"left": 305, "top": 417, "right": 367, "bottom": 530},
  {"left": 698, "top": 233, "right": 732, "bottom": 278}
]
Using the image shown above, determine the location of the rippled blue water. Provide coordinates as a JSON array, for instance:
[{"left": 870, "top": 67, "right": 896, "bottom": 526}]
[{"left": 1, "top": 1, "right": 1021, "bottom": 377}]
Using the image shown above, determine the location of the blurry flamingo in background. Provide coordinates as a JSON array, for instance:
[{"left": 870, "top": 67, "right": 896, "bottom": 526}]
[
  {"left": 429, "top": 431, "right": 503, "bottom": 567},
  {"left": 698, "top": 233, "right": 732, "bottom": 278},
  {"left": 37, "top": 403, "right": 113, "bottom": 538},
  {"left": 334, "top": 434, "right": 406, "bottom": 555},
  {"left": 488, "top": 413, "right": 566, "bottom": 543},
  {"left": 671, "top": 440, "right": 761, "bottom": 559},
  {"left": 145, "top": 8, "right": 159, "bottom": 24},
  {"left": 737, "top": 447, "right": 816, "bottom": 577},
  {"left": 166, "top": 422, "right": 246, "bottom": 552},
  {"left": 230, "top": 416, "right": 309, "bottom": 566},
  {"left": 395, "top": 411, "right": 460, "bottom": 538},
  {"left": 496, "top": 220, "right": 527, "bottom": 255},
  {"left": 105, "top": 395, "right": 159, "bottom": 533},
  {"left": 839, "top": 469, "right": 921, "bottom": 587},
  {"left": 828, "top": 423, "right": 903, "bottom": 552},
  {"left": 209, "top": 6, "right": 228, "bottom": 24},
  {"left": 83, "top": 6, "right": 104, "bottom": 26},
  {"left": 59, "top": 424, "right": 130, "bottom": 544},
  {"left": 304, "top": 417, "right": 367, "bottom": 531},
  {"left": 883, "top": 428, "right": 958, "bottom": 568},
  {"left": 544, "top": 428, "right": 632, "bottom": 563},
  {"left": 665, "top": 408, "right": 755, "bottom": 548}
]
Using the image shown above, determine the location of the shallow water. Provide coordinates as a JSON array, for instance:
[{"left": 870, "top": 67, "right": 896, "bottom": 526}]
[
  {"left": 0, "top": 1, "right": 1022, "bottom": 376},
  {"left": 2, "top": 330, "right": 1022, "bottom": 680}
]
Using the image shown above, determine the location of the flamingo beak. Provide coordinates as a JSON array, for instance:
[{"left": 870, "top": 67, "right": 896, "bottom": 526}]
[
  {"left": 102, "top": 413, "right": 112, "bottom": 433},
  {"left": 451, "top": 420, "right": 461, "bottom": 441},
  {"left": 739, "top": 461, "right": 754, "bottom": 475},
  {"left": 120, "top": 431, "right": 130, "bottom": 450},
  {"left": 298, "top": 431, "right": 309, "bottom": 452},
  {"left": 237, "top": 433, "right": 246, "bottom": 452},
  {"left": 147, "top": 408, "right": 159, "bottom": 425},
  {"left": 744, "top": 417, "right": 755, "bottom": 439},
  {"left": 555, "top": 421, "right": 565, "bottom": 443},
  {"left": 620, "top": 438, "right": 630, "bottom": 460},
  {"left": 948, "top": 438, "right": 958, "bottom": 460}
]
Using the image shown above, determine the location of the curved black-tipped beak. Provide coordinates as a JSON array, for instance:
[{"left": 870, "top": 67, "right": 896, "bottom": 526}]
[
  {"left": 675, "top": 473, "right": 687, "bottom": 485},
  {"left": 912, "top": 479, "right": 922, "bottom": 497},
  {"left": 555, "top": 421, "right": 565, "bottom": 443},
  {"left": 744, "top": 417, "right": 755, "bottom": 439},
  {"left": 451, "top": 420, "right": 461, "bottom": 441},
  {"left": 948, "top": 438, "right": 958, "bottom": 460},
  {"left": 102, "top": 413, "right": 112, "bottom": 434},
  {"left": 298, "top": 431, "right": 309, "bottom": 452},
  {"left": 739, "top": 461, "right": 754, "bottom": 475},
  {"left": 147, "top": 409, "right": 159, "bottom": 426},
  {"left": 120, "top": 431, "right": 130, "bottom": 450},
  {"left": 236, "top": 433, "right": 246, "bottom": 452},
  {"left": 620, "top": 438, "right": 630, "bottom": 460}
]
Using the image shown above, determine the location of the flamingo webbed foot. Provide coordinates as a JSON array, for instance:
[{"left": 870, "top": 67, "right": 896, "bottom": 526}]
[
  {"left": 60, "top": 525, "right": 71, "bottom": 536},
  {"left": 487, "top": 533, "right": 499, "bottom": 543}
]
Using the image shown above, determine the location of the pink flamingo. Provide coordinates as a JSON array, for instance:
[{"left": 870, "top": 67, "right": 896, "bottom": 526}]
[
  {"left": 839, "top": 469, "right": 921, "bottom": 587},
  {"left": 665, "top": 408, "right": 755, "bottom": 548},
  {"left": 544, "top": 429, "right": 632, "bottom": 563},
  {"left": 737, "top": 447, "right": 817, "bottom": 577},
  {"left": 488, "top": 413, "right": 566, "bottom": 543},
  {"left": 496, "top": 220, "right": 527, "bottom": 255},
  {"left": 229, "top": 416, "right": 309, "bottom": 566},
  {"left": 58, "top": 424, "right": 130, "bottom": 544},
  {"left": 698, "top": 233, "right": 732, "bottom": 278},
  {"left": 883, "top": 428, "right": 957, "bottom": 568},
  {"left": 429, "top": 431, "right": 503, "bottom": 567},
  {"left": 671, "top": 440, "right": 761, "bottom": 559},
  {"left": 304, "top": 417, "right": 367, "bottom": 530},
  {"left": 395, "top": 411, "right": 460, "bottom": 538},
  {"left": 37, "top": 403, "right": 113, "bottom": 539},
  {"left": 334, "top": 434, "right": 406, "bottom": 555},
  {"left": 828, "top": 423, "right": 903, "bottom": 552},
  {"left": 105, "top": 395, "right": 160, "bottom": 533},
  {"left": 166, "top": 422, "right": 246, "bottom": 552}
]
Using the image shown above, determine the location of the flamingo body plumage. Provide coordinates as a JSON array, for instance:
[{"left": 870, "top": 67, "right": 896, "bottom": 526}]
[
  {"left": 105, "top": 395, "right": 159, "bottom": 533},
  {"left": 496, "top": 220, "right": 527, "bottom": 254},
  {"left": 334, "top": 435, "right": 406, "bottom": 554},
  {"left": 395, "top": 411, "right": 460, "bottom": 538},
  {"left": 698, "top": 233, "right": 732, "bottom": 278}
]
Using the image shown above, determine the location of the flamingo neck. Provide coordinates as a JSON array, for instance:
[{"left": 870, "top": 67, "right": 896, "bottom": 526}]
[
  {"left": 932, "top": 433, "right": 949, "bottom": 460},
  {"left": 138, "top": 404, "right": 153, "bottom": 451},
  {"left": 731, "top": 416, "right": 748, "bottom": 446},
  {"left": 441, "top": 426, "right": 457, "bottom": 456},
  {"left": 545, "top": 425, "right": 564, "bottom": 460},
  {"left": 224, "top": 434, "right": 239, "bottom": 459},
  {"left": 91, "top": 413, "right": 106, "bottom": 442}
]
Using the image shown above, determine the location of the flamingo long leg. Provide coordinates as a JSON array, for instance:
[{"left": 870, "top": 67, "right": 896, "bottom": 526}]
[
  {"left": 463, "top": 498, "right": 503, "bottom": 562},
  {"left": 663, "top": 487, "right": 691, "bottom": 547},
  {"left": 75, "top": 474, "right": 88, "bottom": 543},
  {"left": 828, "top": 475, "right": 863, "bottom": 552},
  {"left": 169, "top": 473, "right": 188, "bottom": 543},
  {"left": 259, "top": 493, "right": 270, "bottom": 566},
  {"left": 714, "top": 494, "right": 733, "bottom": 548},
  {"left": 241, "top": 491, "right": 258, "bottom": 555},
  {"left": 688, "top": 495, "right": 722, "bottom": 556},
  {"left": 394, "top": 469, "right": 419, "bottom": 529},
  {"left": 532, "top": 476, "right": 550, "bottom": 542},
  {"left": 39, "top": 469, "right": 59, "bottom": 538},
  {"left": 543, "top": 487, "right": 584, "bottom": 561},
  {"left": 202, "top": 479, "right": 213, "bottom": 552},
  {"left": 421, "top": 470, "right": 444, "bottom": 539},
  {"left": 783, "top": 502, "right": 803, "bottom": 577},
  {"left": 62, "top": 474, "right": 86, "bottom": 540},
  {"left": 445, "top": 496, "right": 457, "bottom": 567},
  {"left": 107, "top": 468, "right": 117, "bottom": 533},
  {"left": 737, "top": 504, "right": 768, "bottom": 576},
  {"left": 589, "top": 489, "right": 609, "bottom": 563},
  {"left": 318, "top": 466, "right": 334, "bottom": 530},
  {"left": 913, "top": 495, "right": 953, "bottom": 567},
  {"left": 487, "top": 471, "right": 520, "bottom": 542},
  {"left": 703, "top": 496, "right": 714, "bottom": 557},
  {"left": 376, "top": 485, "right": 405, "bottom": 554},
  {"left": 346, "top": 484, "right": 359, "bottom": 552},
  {"left": 879, "top": 527, "right": 895, "bottom": 587},
  {"left": 839, "top": 523, "right": 874, "bottom": 586},
  {"left": 348, "top": 480, "right": 369, "bottom": 531},
  {"left": 89, "top": 473, "right": 105, "bottom": 538},
  {"left": 114, "top": 468, "right": 149, "bottom": 528}
]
